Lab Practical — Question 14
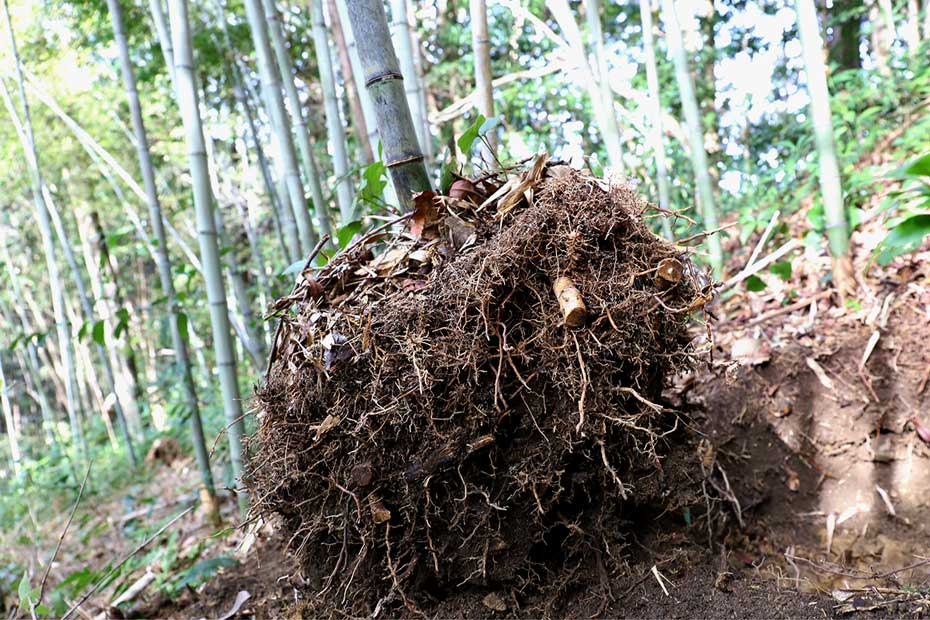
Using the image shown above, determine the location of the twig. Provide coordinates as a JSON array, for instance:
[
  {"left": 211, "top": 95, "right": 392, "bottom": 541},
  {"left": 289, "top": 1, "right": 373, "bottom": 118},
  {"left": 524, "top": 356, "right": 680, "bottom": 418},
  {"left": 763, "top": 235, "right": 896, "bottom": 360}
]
[
  {"left": 675, "top": 221, "right": 738, "bottom": 246},
  {"left": 746, "top": 210, "right": 780, "bottom": 268},
  {"left": 717, "top": 239, "right": 802, "bottom": 293},
  {"left": 265, "top": 234, "right": 330, "bottom": 381},
  {"left": 62, "top": 505, "right": 194, "bottom": 620},
  {"left": 37, "top": 461, "right": 91, "bottom": 605},
  {"left": 742, "top": 290, "right": 834, "bottom": 328}
]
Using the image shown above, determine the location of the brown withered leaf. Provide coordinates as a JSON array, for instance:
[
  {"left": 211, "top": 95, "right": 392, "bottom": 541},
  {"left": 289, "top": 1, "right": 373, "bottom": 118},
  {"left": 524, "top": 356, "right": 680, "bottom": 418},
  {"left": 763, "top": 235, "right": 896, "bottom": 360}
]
[
  {"left": 910, "top": 417, "right": 930, "bottom": 444},
  {"left": 409, "top": 191, "right": 440, "bottom": 239}
]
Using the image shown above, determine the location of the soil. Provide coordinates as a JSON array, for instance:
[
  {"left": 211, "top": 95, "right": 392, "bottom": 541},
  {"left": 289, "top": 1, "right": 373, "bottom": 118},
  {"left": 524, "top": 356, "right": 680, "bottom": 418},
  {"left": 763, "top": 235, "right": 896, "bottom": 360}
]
[{"left": 120, "top": 294, "right": 930, "bottom": 619}]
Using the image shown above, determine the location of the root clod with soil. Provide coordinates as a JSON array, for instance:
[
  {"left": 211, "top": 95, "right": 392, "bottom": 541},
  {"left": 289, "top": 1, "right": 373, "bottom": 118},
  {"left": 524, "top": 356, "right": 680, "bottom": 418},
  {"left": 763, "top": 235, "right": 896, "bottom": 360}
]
[{"left": 248, "top": 161, "right": 711, "bottom": 615}]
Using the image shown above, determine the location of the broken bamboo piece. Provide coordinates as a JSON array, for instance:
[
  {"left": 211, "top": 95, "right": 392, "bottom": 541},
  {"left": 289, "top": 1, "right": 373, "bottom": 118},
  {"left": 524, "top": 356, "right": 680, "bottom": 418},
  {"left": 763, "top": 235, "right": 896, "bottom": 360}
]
[{"left": 553, "top": 276, "right": 586, "bottom": 327}]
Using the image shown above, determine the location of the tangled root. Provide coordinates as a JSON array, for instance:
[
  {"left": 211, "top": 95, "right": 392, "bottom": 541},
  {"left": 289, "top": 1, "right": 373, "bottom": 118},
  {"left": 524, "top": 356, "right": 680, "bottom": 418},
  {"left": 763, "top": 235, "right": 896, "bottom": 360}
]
[{"left": 247, "top": 163, "right": 711, "bottom": 615}]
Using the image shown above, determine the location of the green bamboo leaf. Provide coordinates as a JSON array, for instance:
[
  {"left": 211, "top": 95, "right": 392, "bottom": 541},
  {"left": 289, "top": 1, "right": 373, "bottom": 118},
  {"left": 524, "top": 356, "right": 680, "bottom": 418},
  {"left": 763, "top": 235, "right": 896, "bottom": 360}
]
[
  {"left": 337, "top": 221, "right": 362, "bottom": 249},
  {"left": 876, "top": 214, "right": 930, "bottom": 265},
  {"left": 905, "top": 153, "right": 930, "bottom": 177},
  {"left": 457, "top": 114, "right": 486, "bottom": 154},
  {"left": 177, "top": 312, "right": 189, "bottom": 342},
  {"left": 92, "top": 320, "right": 106, "bottom": 346},
  {"left": 745, "top": 275, "right": 767, "bottom": 292},
  {"left": 769, "top": 261, "right": 792, "bottom": 281}
]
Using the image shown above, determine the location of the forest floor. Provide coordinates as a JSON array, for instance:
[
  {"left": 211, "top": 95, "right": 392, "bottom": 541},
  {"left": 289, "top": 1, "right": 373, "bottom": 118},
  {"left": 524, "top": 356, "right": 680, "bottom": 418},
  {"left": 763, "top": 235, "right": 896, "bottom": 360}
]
[{"left": 11, "top": 185, "right": 930, "bottom": 619}]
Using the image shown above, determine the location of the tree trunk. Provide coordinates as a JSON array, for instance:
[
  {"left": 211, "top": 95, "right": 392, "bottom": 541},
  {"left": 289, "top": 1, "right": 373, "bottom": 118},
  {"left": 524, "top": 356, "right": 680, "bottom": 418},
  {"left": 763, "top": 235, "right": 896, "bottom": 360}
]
[
  {"left": 0, "top": 4, "right": 85, "bottom": 460},
  {"left": 254, "top": 0, "right": 334, "bottom": 247},
  {"left": 659, "top": 0, "right": 723, "bottom": 275},
  {"left": 0, "top": 351, "right": 22, "bottom": 477},
  {"left": 548, "top": 0, "right": 623, "bottom": 173},
  {"left": 310, "top": 0, "right": 355, "bottom": 224},
  {"left": 168, "top": 0, "right": 247, "bottom": 510},
  {"left": 239, "top": 0, "right": 316, "bottom": 258},
  {"left": 830, "top": 0, "right": 863, "bottom": 70},
  {"left": 389, "top": 0, "right": 429, "bottom": 153},
  {"left": 638, "top": 0, "right": 673, "bottom": 239},
  {"left": 584, "top": 0, "right": 624, "bottom": 173},
  {"left": 470, "top": 0, "right": 496, "bottom": 161},
  {"left": 795, "top": 0, "right": 853, "bottom": 296},
  {"left": 43, "top": 188, "right": 139, "bottom": 464},
  {"left": 0, "top": 225, "right": 57, "bottom": 446},
  {"left": 327, "top": 0, "right": 374, "bottom": 164},
  {"left": 345, "top": 0, "right": 432, "bottom": 208}
]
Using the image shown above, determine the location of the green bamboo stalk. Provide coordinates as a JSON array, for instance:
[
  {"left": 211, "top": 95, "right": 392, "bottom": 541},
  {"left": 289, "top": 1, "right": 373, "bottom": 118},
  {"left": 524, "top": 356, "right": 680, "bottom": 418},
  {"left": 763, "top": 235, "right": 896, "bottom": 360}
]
[
  {"left": 0, "top": 3, "right": 85, "bottom": 460},
  {"left": 247, "top": 0, "right": 334, "bottom": 242},
  {"left": 584, "top": 0, "right": 624, "bottom": 172},
  {"left": 389, "top": 0, "right": 429, "bottom": 153},
  {"left": 344, "top": 0, "right": 432, "bottom": 208},
  {"left": 548, "top": 0, "right": 623, "bottom": 172},
  {"left": 327, "top": 0, "right": 373, "bottom": 163},
  {"left": 794, "top": 0, "right": 851, "bottom": 276},
  {"left": 240, "top": 0, "right": 317, "bottom": 257},
  {"left": 310, "top": 0, "right": 355, "bottom": 224},
  {"left": 0, "top": 349, "right": 21, "bottom": 476},
  {"left": 638, "top": 0, "right": 673, "bottom": 239},
  {"left": 106, "top": 0, "right": 217, "bottom": 504},
  {"left": 0, "top": 223, "right": 57, "bottom": 446},
  {"left": 659, "top": 0, "right": 723, "bottom": 275},
  {"left": 335, "top": 0, "right": 400, "bottom": 209},
  {"left": 470, "top": 0, "right": 496, "bottom": 159},
  {"left": 168, "top": 0, "right": 247, "bottom": 510}
]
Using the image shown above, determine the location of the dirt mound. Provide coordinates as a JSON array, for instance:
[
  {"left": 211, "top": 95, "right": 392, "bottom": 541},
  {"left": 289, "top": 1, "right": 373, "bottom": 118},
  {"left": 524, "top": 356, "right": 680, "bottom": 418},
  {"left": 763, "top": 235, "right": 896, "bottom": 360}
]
[{"left": 247, "top": 160, "right": 713, "bottom": 615}]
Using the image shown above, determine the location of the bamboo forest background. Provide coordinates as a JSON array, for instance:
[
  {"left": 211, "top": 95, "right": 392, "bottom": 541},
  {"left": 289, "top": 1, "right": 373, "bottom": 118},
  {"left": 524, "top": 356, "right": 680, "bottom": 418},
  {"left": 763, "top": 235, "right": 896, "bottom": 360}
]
[{"left": 1, "top": 0, "right": 930, "bottom": 602}]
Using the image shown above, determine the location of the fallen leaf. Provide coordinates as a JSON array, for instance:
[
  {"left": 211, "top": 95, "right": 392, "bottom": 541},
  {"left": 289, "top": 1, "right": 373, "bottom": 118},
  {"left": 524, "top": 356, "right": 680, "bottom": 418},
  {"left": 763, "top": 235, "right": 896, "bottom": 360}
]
[
  {"left": 784, "top": 466, "right": 800, "bottom": 492},
  {"left": 482, "top": 592, "right": 508, "bottom": 612},
  {"left": 805, "top": 357, "right": 835, "bottom": 391},
  {"left": 409, "top": 191, "right": 440, "bottom": 239},
  {"left": 216, "top": 590, "right": 250, "bottom": 620},
  {"left": 910, "top": 417, "right": 930, "bottom": 444},
  {"left": 730, "top": 337, "right": 770, "bottom": 366},
  {"left": 314, "top": 414, "right": 341, "bottom": 441}
]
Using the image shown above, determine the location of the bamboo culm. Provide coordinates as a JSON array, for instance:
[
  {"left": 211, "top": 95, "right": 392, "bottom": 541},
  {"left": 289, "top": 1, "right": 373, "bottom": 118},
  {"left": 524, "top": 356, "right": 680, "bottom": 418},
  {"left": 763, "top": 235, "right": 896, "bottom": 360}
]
[
  {"left": 167, "top": 0, "right": 247, "bottom": 510},
  {"left": 106, "top": 0, "right": 216, "bottom": 500},
  {"left": 470, "top": 0, "right": 496, "bottom": 160},
  {"left": 0, "top": 2, "right": 86, "bottom": 460},
  {"left": 345, "top": 0, "right": 432, "bottom": 208},
  {"left": 240, "top": 0, "right": 317, "bottom": 258},
  {"left": 659, "top": 0, "right": 723, "bottom": 275},
  {"left": 310, "top": 0, "right": 355, "bottom": 224},
  {"left": 638, "top": 0, "right": 673, "bottom": 239},
  {"left": 794, "top": 0, "right": 849, "bottom": 258},
  {"left": 254, "top": 0, "right": 334, "bottom": 245}
]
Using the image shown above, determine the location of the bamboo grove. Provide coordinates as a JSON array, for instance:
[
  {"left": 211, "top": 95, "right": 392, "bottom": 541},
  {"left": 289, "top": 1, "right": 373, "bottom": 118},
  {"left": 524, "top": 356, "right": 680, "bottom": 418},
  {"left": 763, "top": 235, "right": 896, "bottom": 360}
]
[{"left": 1, "top": 0, "right": 929, "bottom": 517}]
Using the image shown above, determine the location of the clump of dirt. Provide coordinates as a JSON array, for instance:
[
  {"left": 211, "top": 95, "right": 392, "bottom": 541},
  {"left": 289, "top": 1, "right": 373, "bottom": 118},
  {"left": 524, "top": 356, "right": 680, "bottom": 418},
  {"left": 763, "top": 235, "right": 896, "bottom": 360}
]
[{"left": 247, "top": 159, "right": 714, "bottom": 616}]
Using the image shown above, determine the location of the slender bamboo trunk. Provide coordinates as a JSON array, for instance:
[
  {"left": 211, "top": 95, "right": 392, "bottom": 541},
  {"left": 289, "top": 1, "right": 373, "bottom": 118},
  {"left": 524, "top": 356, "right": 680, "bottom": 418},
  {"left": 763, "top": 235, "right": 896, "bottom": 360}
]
[
  {"left": 638, "top": 0, "right": 673, "bottom": 239},
  {"left": 905, "top": 0, "right": 920, "bottom": 53},
  {"left": 548, "top": 0, "right": 623, "bottom": 172},
  {"left": 239, "top": 0, "right": 316, "bottom": 258},
  {"left": 406, "top": 0, "right": 433, "bottom": 164},
  {"left": 42, "top": 189, "right": 139, "bottom": 464},
  {"left": 228, "top": 65, "right": 290, "bottom": 260},
  {"left": 923, "top": 0, "right": 930, "bottom": 40},
  {"left": 344, "top": 0, "right": 433, "bottom": 207},
  {"left": 168, "top": 0, "right": 247, "bottom": 510},
  {"left": 0, "top": 225, "right": 56, "bottom": 445},
  {"left": 470, "top": 0, "right": 496, "bottom": 161},
  {"left": 795, "top": 0, "right": 853, "bottom": 294},
  {"left": 309, "top": 0, "right": 355, "bottom": 224},
  {"left": 240, "top": 0, "right": 333, "bottom": 251},
  {"left": 389, "top": 0, "right": 428, "bottom": 152},
  {"left": 659, "top": 0, "right": 723, "bottom": 275},
  {"left": 0, "top": 351, "right": 21, "bottom": 476},
  {"left": 584, "top": 0, "right": 624, "bottom": 172},
  {"left": 0, "top": 5, "right": 85, "bottom": 460},
  {"left": 327, "top": 0, "right": 373, "bottom": 163},
  {"left": 335, "top": 0, "right": 380, "bottom": 160}
]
